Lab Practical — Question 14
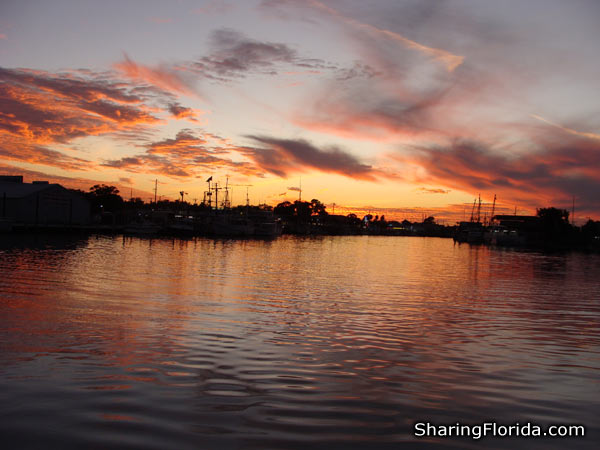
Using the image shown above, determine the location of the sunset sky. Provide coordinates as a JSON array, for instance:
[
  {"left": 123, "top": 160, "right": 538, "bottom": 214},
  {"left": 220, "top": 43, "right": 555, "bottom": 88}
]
[{"left": 1, "top": 0, "right": 599, "bottom": 222}]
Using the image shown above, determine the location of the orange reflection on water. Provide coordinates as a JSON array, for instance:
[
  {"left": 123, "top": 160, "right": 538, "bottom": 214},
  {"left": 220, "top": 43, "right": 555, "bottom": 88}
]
[{"left": 1, "top": 234, "right": 599, "bottom": 449}]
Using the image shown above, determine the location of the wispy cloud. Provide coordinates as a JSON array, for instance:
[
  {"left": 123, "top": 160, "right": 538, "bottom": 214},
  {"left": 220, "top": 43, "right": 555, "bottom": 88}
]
[
  {"left": 260, "top": 0, "right": 463, "bottom": 71},
  {"left": 114, "top": 53, "right": 197, "bottom": 96},
  {"left": 531, "top": 114, "right": 600, "bottom": 141},
  {"left": 189, "top": 29, "right": 336, "bottom": 81},
  {"left": 305, "top": 0, "right": 463, "bottom": 72},
  {"left": 243, "top": 135, "right": 390, "bottom": 180},
  {"left": 416, "top": 187, "right": 451, "bottom": 194}
]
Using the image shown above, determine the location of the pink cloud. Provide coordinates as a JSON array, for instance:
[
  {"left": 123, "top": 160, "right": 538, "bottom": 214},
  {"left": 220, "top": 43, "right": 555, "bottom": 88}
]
[{"left": 114, "top": 54, "right": 197, "bottom": 96}]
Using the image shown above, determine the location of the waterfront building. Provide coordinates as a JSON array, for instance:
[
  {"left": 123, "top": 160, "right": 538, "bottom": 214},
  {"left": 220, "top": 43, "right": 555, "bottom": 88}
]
[{"left": 0, "top": 176, "right": 90, "bottom": 228}]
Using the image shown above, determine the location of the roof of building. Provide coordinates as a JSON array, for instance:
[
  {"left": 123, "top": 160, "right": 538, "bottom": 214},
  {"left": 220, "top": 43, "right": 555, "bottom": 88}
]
[
  {"left": 493, "top": 215, "right": 539, "bottom": 221},
  {"left": 0, "top": 182, "right": 63, "bottom": 198}
]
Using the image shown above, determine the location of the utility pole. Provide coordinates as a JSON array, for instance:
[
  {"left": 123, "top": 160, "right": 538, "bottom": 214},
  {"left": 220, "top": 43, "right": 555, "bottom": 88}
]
[{"left": 154, "top": 179, "right": 158, "bottom": 204}]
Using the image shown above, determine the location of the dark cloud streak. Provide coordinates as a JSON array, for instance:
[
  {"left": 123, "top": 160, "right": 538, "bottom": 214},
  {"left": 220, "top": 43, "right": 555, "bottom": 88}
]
[
  {"left": 244, "top": 135, "right": 384, "bottom": 180},
  {"left": 190, "top": 29, "right": 337, "bottom": 81}
]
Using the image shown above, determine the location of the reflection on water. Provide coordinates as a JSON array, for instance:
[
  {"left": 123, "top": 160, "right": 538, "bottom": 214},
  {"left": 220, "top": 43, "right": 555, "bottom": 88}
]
[{"left": 1, "top": 235, "right": 599, "bottom": 449}]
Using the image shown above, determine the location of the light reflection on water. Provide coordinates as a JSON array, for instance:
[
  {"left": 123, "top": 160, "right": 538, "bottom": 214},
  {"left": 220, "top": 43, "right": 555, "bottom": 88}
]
[{"left": 0, "top": 235, "right": 599, "bottom": 449}]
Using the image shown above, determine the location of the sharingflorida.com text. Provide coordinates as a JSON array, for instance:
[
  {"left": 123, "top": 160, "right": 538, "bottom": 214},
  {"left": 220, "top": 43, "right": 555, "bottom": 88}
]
[{"left": 414, "top": 422, "right": 585, "bottom": 440}]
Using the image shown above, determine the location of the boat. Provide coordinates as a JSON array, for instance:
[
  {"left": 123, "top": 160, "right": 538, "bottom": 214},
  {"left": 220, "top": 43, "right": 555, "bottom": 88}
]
[
  {"left": 124, "top": 213, "right": 164, "bottom": 235},
  {"left": 248, "top": 208, "right": 282, "bottom": 237},
  {"left": 453, "top": 221, "right": 485, "bottom": 243},
  {"left": 209, "top": 212, "right": 254, "bottom": 237},
  {"left": 167, "top": 214, "right": 195, "bottom": 234}
]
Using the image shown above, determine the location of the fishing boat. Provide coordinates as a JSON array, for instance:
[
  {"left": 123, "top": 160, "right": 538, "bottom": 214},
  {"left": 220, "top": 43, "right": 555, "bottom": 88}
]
[{"left": 453, "top": 221, "right": 485, "bottom": 243}]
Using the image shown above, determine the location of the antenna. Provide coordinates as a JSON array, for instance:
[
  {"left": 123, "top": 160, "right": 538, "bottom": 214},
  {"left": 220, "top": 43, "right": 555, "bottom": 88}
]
[
  {"left": 223, "top": 175, "right": 230, "bottom": 209},
  {"left": 214, "top": 182, "right": 219, "bottom": 210}
]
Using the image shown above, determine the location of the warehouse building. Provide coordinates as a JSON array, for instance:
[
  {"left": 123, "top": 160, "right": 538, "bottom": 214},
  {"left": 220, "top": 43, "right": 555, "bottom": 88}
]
[{"left": 0, "top": 176, "right": 91, "bottom": 227}]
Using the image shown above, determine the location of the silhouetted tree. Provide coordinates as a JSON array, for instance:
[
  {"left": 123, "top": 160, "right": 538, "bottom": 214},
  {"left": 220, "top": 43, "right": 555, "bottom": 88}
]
[
  {"left": 581, "top": 219, "right": 600, "bottom": 243},
  {"left": 309, "top": 199, "right": 328, "bottom": 216},
  {"left": 87, "top": 184, "right": 123, "bottom": 213},
  {"left": 294, "top": 201, "right": 312, "bottom": 221},
  {"left": 274, "top": 201, "right": 295, "bottom": 217},
  {"left": 346, "top": 213, "right": 361, "bottom": 227},
  {"left": 275, "top": 199, "right": 328, "bottom": 220},
  {"left": 536, "top": 207, "right": 571, "bottom": 242},
  {"left": 537, "top": 207, "right": 569, "bottom": 223}
]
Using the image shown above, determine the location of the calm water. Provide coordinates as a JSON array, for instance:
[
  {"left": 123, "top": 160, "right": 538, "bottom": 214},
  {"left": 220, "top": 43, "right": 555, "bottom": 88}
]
[{"left": 0, "top": 235, "right": 599, "bottom": 449}]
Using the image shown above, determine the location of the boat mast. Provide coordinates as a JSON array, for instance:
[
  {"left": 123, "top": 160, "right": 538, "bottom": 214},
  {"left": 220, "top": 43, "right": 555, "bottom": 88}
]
[{"left": 490, "top": 194, "right": 496, "bottom": 224}]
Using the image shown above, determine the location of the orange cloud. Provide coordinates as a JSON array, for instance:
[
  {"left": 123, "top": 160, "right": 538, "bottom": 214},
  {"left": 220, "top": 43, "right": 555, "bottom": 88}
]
[
  {"left": 102, "top": 129, "right": 263, "bottom": 179},
  {"left": 167, "top": 103, "right": 201, "bottom": 122},
  {"left": 0, "top": 67, "right": 169, "bottom": 171},
  {"left": 114, "top": 54, "right": 197, "bottom": 96}
]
